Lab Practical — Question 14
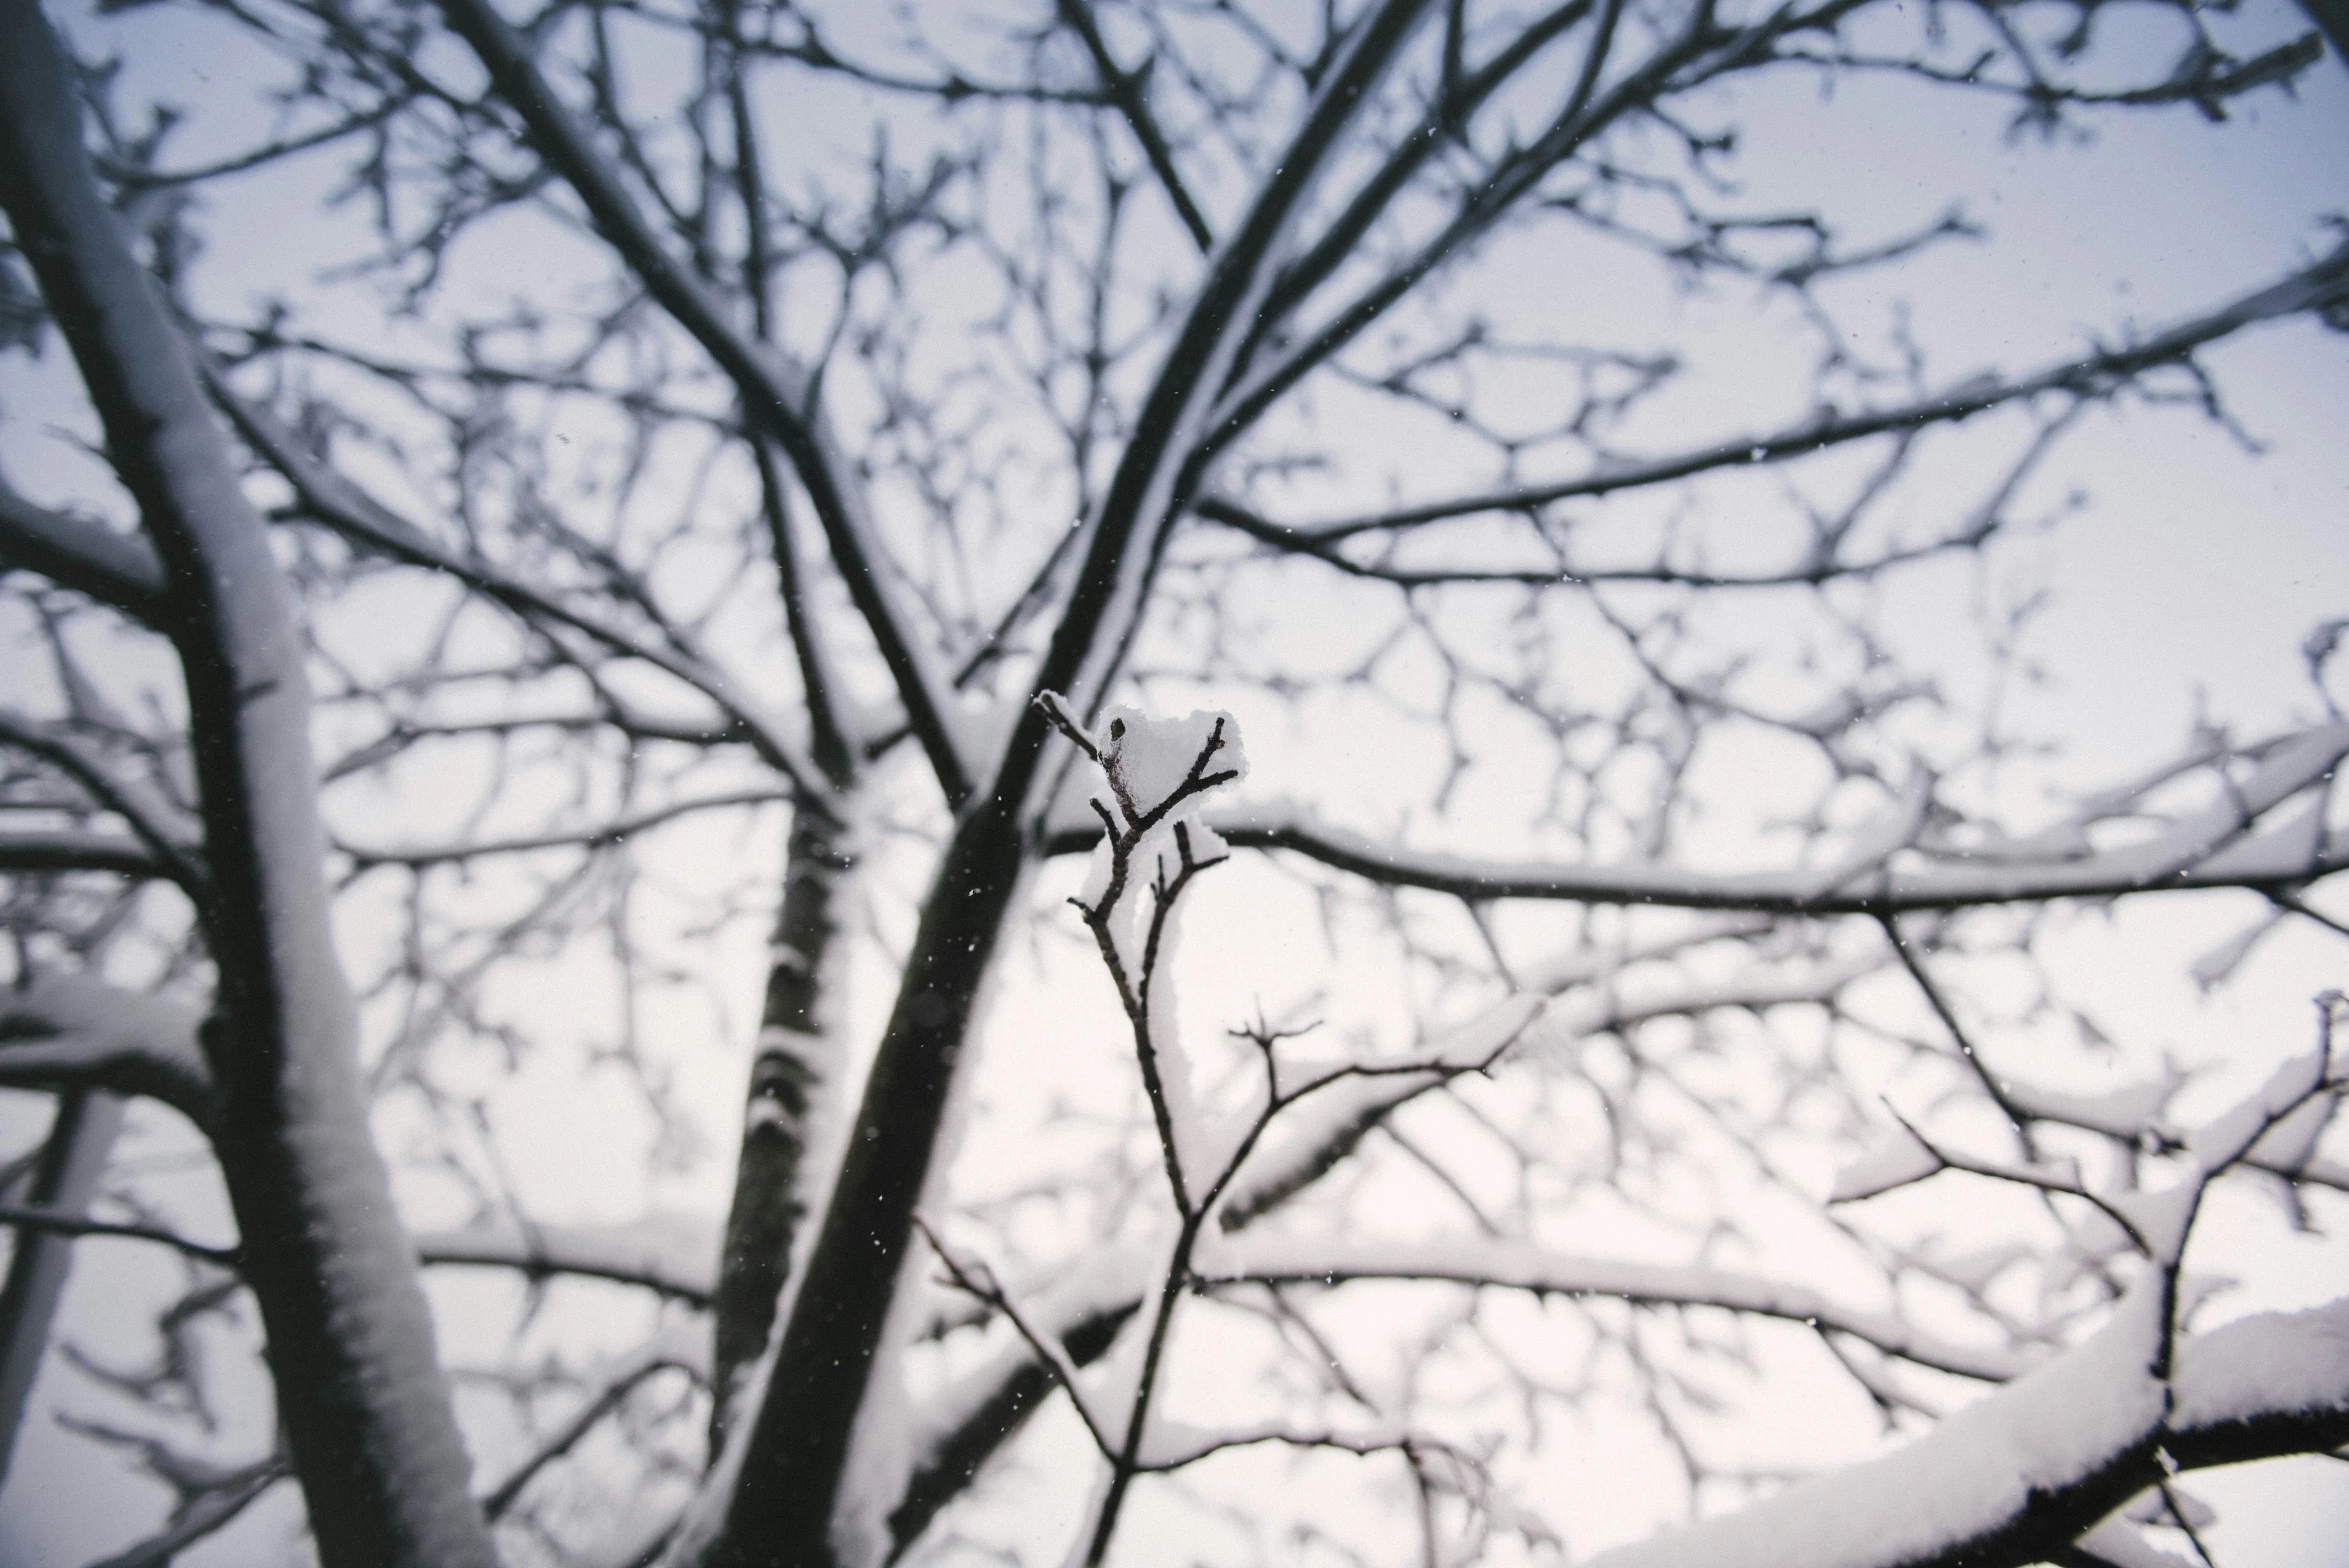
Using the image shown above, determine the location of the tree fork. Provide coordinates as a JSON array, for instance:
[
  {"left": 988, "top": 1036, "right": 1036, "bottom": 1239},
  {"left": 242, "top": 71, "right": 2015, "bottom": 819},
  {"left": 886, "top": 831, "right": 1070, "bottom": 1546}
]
[{"left": 700, "top": 9, "right": 1442, "bottom": 1557}]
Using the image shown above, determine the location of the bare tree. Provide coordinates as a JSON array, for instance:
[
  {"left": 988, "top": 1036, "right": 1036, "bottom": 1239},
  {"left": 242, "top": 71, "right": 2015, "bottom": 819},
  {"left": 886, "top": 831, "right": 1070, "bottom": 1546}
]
[{"left": 1, "top": 1, "right": 2346, "bottom": 1566}]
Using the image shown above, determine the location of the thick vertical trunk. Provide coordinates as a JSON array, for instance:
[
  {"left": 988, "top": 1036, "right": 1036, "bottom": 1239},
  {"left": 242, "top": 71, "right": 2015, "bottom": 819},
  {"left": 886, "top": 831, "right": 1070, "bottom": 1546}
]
[
  {"left": 709, "top": 806, "right": 855, "bottom": 1448},
  {"left": 692, "top": 11, "right": 1440, "bottom": 1561},
  {"left": 0, "top": 9, "right": 495, "bottom": 1565},
  {"left": 698, "top": 792, "right": 1029, "bottom": 1568}
]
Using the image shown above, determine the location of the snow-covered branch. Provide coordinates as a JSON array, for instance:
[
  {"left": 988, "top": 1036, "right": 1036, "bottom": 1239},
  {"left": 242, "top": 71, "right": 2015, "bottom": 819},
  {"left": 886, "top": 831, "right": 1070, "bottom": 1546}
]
[
  {"left": 1584, "top": 1291, "right": 2349, "bottom": 1568},
  {"left": 412, "top": 1215, "right": 718, "bottom": 1310},
  {"left": 0, "top": 472, "right": 167, "bottom": 623},
  {"left": 0, "top": 975, "right": 215, "bottom": 1133},
  {"left": 211, "top": 377, "right": 841, "bottom": 810},
  {"left": 0, "top": 7, "right": 496, "bottom": 1559},
  {"left": 1193, "top": 1233, "right": 2023, "bottom": 1382},
  {"left": 1178, "top": 723, "right": 2349, "bottom": 913},
  {"left": 430, "top": 0, "right": 974, "bottom": 804},
  {"left": 1201, "top": 239, "right": 2349, "bottom": 543},
  {"left": 1221, "top": 950, "right": 1879, "bottom": 1227}
]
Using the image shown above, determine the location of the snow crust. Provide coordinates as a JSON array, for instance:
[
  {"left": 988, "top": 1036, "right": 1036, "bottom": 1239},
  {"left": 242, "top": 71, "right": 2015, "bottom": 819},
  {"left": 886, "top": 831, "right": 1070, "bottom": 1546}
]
[
  {"left": 1218, "top": 992, "right": 1545, "bottom": 1224},
  {"left": 1097, "top": 704, "right": 1249, "bottom": 809},
  {"left": 2109, "top": 1184, "right": 2200, "bottom": 1264},
  {"left": 2246, "top": 1089, "right": 2340, "bottom": 1173},
  {"left": 1076, "top": 704, "right": 1248, "bottom": 926},
  {"left": 1997, "top": 1073, "right": 2180, "bottom": 1138}
]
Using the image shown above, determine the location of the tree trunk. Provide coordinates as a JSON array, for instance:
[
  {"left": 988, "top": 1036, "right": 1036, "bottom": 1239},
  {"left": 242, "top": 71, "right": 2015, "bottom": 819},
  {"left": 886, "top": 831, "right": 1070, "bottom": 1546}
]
[
  {"left": 709, "top": 804, "right": 855, "bottom": 1449},
  {"left": 698, "top": 788, "right": 1030, "bottom": 1567},
  {"left": 0, "top": 9, "right": 495, "bottom": 1564}
]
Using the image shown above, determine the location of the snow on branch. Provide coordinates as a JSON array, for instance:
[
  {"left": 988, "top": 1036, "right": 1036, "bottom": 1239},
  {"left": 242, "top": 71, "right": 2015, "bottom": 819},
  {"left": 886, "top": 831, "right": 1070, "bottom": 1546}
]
[
  {"left": 1170, "top": 720, "right": 2349, "bottom": 913},
  {"left": 1583, "top": 1288, "right": 2349, "bottom": 1568},
  {"left": 1835, "top": 995, "right": 2346, "bottom": 1270},
  {"left": 0, "top": 470, "right": 168, "bottom": 622},
  {"left": 429, "top": 0, "right": 974, "bottom": 805},
  {"left": 411, "top": 1214, "right": 720, "bottom": 1310},
  {"left": 1866, "top": 1055, "right": 2349, "bottom": 1196},
  {"left": 1192, "top": 1232, "right": 2024, "bottom": 1382},
  {"left": 1197, "top": 238, "right": 2349, "bottom": 543},
  {"left": 1221, "top": 948, "right": 1880, "bottom": 1228},
  {"left": 0, "top": 974, "right": 215, "bottom": 1134},
  {"left": 209, "top": 374, "right": 843, "bottom": 811}
]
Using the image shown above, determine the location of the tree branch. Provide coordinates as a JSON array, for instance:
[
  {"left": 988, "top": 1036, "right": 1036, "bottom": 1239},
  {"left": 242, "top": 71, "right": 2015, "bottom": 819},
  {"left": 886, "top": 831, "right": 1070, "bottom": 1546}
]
[
  {"left": 1208, "top": 239, "right": 2349, "bottom": 542},
  {"left": 1155, "top": 727, "right": 2348, "bottom": 912},
  {"left": 1057, "top": 0, "right": 1214, "bottom": 252},
  {"left": 0, "top": 828, "right": 173, "bottom": 882},
  {"left": 0, "top": 8, "right": 498, "bottom": 1559},
  {"left": 0, "top": 975, "right": 216, "bottom": 1135},
  {"left": 0, "top": 472, "right": 168, "bottom": 623},
  {"left": 0, "top": 1203, "right": 238, "bottom": 1269},
  {"left": 339, "top": 786, "right": 790, "bottom": 870},
  {"left": 411, "top": 1217, "right": 718, "bottom": 1310},
  {"left": 1194, "top": 1232, "right": 2023, "bottom": 1381},
  {"left": 432, "top": 0, "right": 974, "bottom": 804},
  {"left": 0, "top": 711, "right": 206, "bottom": 892},
  {"left": 207, "top": 374, "right": 842, "bottom": 812},
  {"left": 1585, "top": 1293, "right": 2349, "bottom": 1568}
]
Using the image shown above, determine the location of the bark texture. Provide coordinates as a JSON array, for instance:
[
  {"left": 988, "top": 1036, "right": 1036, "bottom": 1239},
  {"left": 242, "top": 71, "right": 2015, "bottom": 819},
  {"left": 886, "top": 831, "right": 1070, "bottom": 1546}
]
[{"left": 709, "top": 807, "right": 854, "bottom": 1449}]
